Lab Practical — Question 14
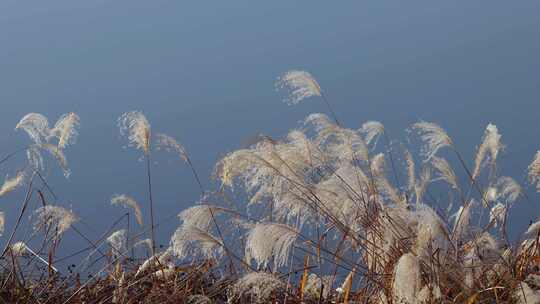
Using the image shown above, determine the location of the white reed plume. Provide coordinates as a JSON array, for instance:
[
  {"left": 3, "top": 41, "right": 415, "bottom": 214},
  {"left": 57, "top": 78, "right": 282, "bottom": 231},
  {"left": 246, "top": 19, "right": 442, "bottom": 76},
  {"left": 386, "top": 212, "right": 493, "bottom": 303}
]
[
  {"left": 10, "top": 241, "right": 59, "bottom": 271},
  {"left": 107, "top": 229, "right": 127, "bottom": 256},
  {"left": 15, "top": 113, "right": 50, "bottom": 144},
  {"left": 304, "top": 113, "right": 369, "bottom": 162},
  {"left": 360, "top": 121, "right": 385, "bottom": 147},
  {"left": 26, "top": 145, "right": 44, "bottom": 171},
  {"left": 526, "top": 220, "right": 540, "bottom": 236},
  {"left": 118, "top": 111, "right": 151, "bottom": 155},
  {"left": 414, "top": 166, "right": 431, "bottom": 206},
  {"left": 134, "top": 238, "right": 153, "bottom": 251},
  {"left": 497, "top": 176, "right": 522, "bottom": 204},
  {"left": 392, "top": 253, "right": 421, "bottom": 304},
  {"left": 11, "top": 242, "right": 27, "bottom": 256},
  {"left": 484, "top": 187, "right": 498, "bottom": 206},
  {"left": 136, "top": 255, "right": 157, "bottom": 277},
  {"left": 155, "top": 133, "right": 189, "bottom": 163},
  {"left": 119, "top": 111, "right": 155, "bottom": 253},
  {"left": 230, "top": 272, "right": 285, "bottom": 304},
  {"left": 528, "top": 151, "right": 540, "bottom": 191},
  {"left": 41, "top": 143, "right": 71, "bottom": 178},
  {"left": 489, "top": 203, "right": 506, "bottom": 227},
  {"left": 276, "top": 70, "right": 322, "bottom": 105},
  {"left": 411, "top": 121, "right": 453, "bottom": 161},
  {"left": 285, "top": 129, "right": 320, "bottom": 167},
  {"left": 136, "top": 247, "right": 174, "bottom": 276},
  {"left": 111, "top": 194, "right": 143, "bottom": 226},
  {"left": 170, "top": 225, "right": 223, "bottom": 260},
  {"left": 0, "top": 211, "right": 4, "bottom": 235},
  {"left": 378, "top": 176, "right": 404, "bottom": 205},
  {"left": 48, "top": 112, "right": 80, "bottom": 149},
  {"left": 213, "top": 146, "right": 279, "bottom": 194},
  {"left": 472, "top": 123, "right": 503, "bottom": 180},
  {"left": 414, "top": 205, "right": 449, "bottom": 258},
  {"left": 213, "top": 128, "right": 322, "bottom": 219},
  {"left": 404, "top": 149, "right": 416, "bottom": 191},
  {"left": 157, "top": 246, "right": 174, "bottom": 265},
  {"left": 453, "top": 199, "right": 475, "bottom": 240},
  {"left": 152, "top": 264, "right": 175, "bottom": 280},
  {"left": 0, "top": 171, "right": 25, "bottom": 197},
  {"left": 431, "top": 156, "right": 459, "bottom": 190},
  {"left": 314, "top": 162, "right": 370, "bottom": 225},
  {"left": 304, "top": 112, "right": 332, "bottom": 133},
  {"left": 214, "top": 149, "right": 251, "bottom": 188},
  {"left": 370, "top": 153, "right": 386, "bottom": 176},
  {"left": 177, "top": 204, "right": 232, "bottom": 231},
  {"left": 245, "top": 222, "right": 298, "bottom": 268},
  {"left": 33, "top": 205, "right": 78, "bottom": 238}
]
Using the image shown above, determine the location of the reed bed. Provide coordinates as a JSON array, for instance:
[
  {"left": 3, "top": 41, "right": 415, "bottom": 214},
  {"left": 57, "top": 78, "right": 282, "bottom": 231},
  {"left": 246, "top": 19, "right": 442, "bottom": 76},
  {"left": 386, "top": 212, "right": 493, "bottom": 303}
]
[{"left": 1, "top": 71, "right": 540, "bottom": 303}]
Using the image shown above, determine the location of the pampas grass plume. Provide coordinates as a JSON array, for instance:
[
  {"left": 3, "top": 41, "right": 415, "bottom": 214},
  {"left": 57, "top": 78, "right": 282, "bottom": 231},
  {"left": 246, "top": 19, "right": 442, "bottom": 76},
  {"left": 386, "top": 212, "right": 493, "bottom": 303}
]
[
  {"left": 111, "top": 194, "right": 143, "bottom": 226},
  {"left": 0, "top": 171, "right": 25, "bottom": 197},
  {"left": 245, "top": 222, "right": 298, "bottom": 268},
  {"left": 118, "top": 111, "right": 151, "bottom": 155},
  {"left": 411, "top": 121, "right": 453, "bottom": 161},
  {"left": 276, "top": 70, "right": 322, "bottom": 105}
]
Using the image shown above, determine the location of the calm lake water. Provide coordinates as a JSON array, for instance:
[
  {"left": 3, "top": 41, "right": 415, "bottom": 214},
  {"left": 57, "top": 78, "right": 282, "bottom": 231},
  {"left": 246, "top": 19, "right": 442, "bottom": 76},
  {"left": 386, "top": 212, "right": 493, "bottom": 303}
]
[{"left": 1, "top": 1, "right": 540, "bottom": 267}]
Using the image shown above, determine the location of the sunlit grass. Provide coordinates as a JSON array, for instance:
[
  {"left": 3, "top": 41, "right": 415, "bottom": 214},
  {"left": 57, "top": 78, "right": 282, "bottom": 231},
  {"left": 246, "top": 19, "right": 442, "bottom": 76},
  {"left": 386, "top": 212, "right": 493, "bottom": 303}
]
[{"left": 1, "top": 71, "right": 540, "bottom": 303}]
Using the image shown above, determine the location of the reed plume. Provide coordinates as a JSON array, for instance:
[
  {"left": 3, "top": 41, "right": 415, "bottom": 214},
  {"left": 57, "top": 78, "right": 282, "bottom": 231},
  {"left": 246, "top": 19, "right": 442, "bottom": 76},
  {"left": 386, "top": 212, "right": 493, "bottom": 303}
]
[
  {"left": 26, "top": 145, "right": 44, "bottom": 171},
  {"left": 431, "top": 156, "right": 459, "bottom": 190},
  {"left": 0, "top": 212, "right": 4, "bottom": 236},
  {"left": 472, "top": 123, "right": 503, "bottom": 180},
  {"left": 245, "top": 222, "right": 298, "bottom": 269},
  {"left": 111, "top": 194, "right": 143, "bottom": 226},
  {"left": 177, "top": 204, "right": 233, "bottom": 231},
  {"left": 489, "top": 202, "right": 506, "bottom": 227},
  {"left": 48, "top": 112, "right": 80, "bottom": 149},
  {"left": 16, "top": 112, "right": 81, "bottom": 150},
  {"left": 41, "top": 143, "right": 71, "bottom": 177},
  {"left": 33, "top": 205, "right": 78, "bottom": 238},
  {"left": 134, "top": 238, "right": 152, "bottom": 251},
  {"left": 392, "top": 253, "right": 421, "bottom": 304},
  {"left": 170, "top": 225, "right": 223, "bottom": 260},
  {"left": 276, "top": 70, "right": 322, "bottom": 105},
  {"left": 118, "top": 111, "right": 151, "bottom": 155},
  {"left": 15, "top": 113, "right": 50, "bottom": 145},
  {"left": 0, "top": 171, "right": 25, "bottom": 197},
  {"left": 136, "top": 247, "right": 173, "bottom": 276},
  {"left": 10, "top": 242, "right": 27, "bottom": 256},
  {"left": 528, "top": 151, "right": 540, "bottom": 191},
  {"left": 106, "top": 229, "right": 127, "bottom": 257},
  {"left": 453, "top": 199, "right": 475, "bottom": 240},
  {"left": 411, "top": 121, "right": 453, "bottom": 161},
  {"left": 414, "top": 166, "right": 432, "bottom": 206},
  {"left": 497, "top": 176, "right": 522, "bottom": 203},
  {"left": 4, "top": 82, "right": 540, "bottom": 303},
  {"left": 229, "top": 272, "right": 285, "bottom": 304},
  {"left": 404, "top": 149, "right": 416, "bottom": 191},
  {"left": 360, "top": 120, "right": 385, "bottom": 147},
  {"left": 155, "top": 133, "right": 188, "bottom": 163},
  {"left": 118, "top": 110, "right": 156, "bottom": 254}
]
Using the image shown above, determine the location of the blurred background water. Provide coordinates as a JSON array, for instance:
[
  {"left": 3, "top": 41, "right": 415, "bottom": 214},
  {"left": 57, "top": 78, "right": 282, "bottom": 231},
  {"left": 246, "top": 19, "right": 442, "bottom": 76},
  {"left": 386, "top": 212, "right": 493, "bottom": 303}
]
[{"left": 0, "top": 1, "right": 539, "bottom": 270}]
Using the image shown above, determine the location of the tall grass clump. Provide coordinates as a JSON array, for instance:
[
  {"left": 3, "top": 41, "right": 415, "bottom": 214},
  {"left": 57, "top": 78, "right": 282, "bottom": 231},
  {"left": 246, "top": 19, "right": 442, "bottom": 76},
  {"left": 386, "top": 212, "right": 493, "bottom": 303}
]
[{"left": 0, "top": 72, "right": 540, "bottom": 303}]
